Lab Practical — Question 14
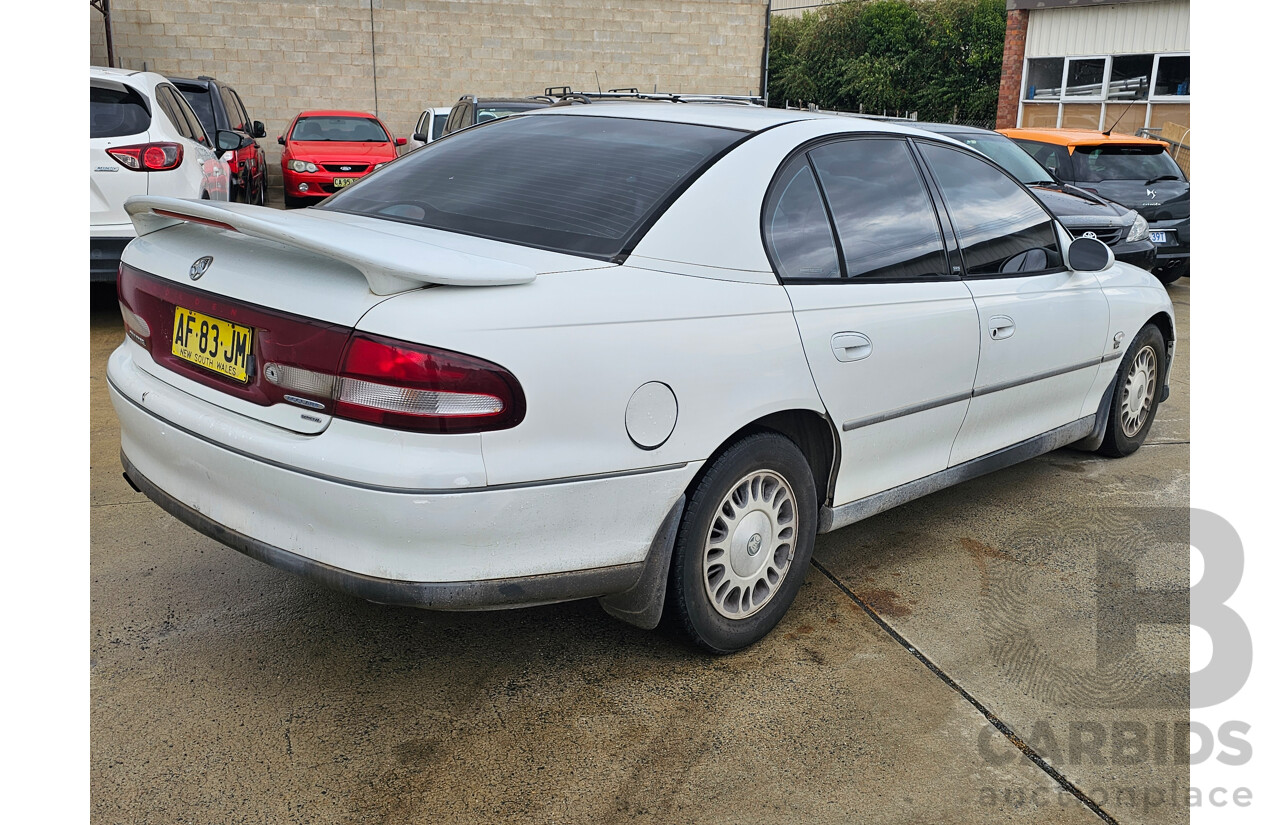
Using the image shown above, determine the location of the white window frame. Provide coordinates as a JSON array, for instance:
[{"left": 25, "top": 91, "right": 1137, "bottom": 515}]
[{"left": 1018, "top": 52, "right": 1190, "bottom": 132}]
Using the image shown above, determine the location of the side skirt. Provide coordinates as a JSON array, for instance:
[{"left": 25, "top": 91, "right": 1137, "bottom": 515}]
[{"left": 819, "top": 415, "right": 1096, "bottom": 534}]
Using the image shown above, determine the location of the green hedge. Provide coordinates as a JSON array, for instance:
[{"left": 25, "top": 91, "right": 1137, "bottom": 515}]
[{"left": 768, "top": 0, "right": 1006, "bottom": 123}]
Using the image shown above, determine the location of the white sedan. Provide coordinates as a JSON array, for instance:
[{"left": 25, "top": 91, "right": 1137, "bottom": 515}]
[{"left": 108, "top": 104, "right": 1174, "bottom": 653}]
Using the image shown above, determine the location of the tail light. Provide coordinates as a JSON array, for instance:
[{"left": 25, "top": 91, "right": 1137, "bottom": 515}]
[
  {"left": 334, "top": 335, "right": 524, "bottom": 433},
  {"left": 264, "top": 335, "right": 525, "bottom": 433},
  {"left": 107, "top": 142, "right": 184, "bottom": 171}
]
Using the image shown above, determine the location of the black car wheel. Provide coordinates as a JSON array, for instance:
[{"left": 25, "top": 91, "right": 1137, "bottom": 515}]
[
  {"left": 1098, "top": 323, "right": 1166, "bottom": 457},
  {"left": 666, "top": 432, "right": 818, "bottom": 654}
]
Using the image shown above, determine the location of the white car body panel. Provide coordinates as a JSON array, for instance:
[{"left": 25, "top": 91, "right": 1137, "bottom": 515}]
[
  {"left": 107, "top": 104, "right": 1177, "bottom": 618},
  {"left": 356, "top": 265, "right": 826, "bottom": 487},
  {"left": 950, "top": 268, "right": 1109, "bottom": 465},
  {"left": 786, "top": 281, "right": 980, "bottom": 504}
]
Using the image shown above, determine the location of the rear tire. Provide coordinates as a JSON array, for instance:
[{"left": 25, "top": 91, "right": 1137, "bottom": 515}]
[
  {"left": 1098, "top": 323, "right": 1166, "bottom": 457},
  {"left": 666, "top": 432, "right": 818, "bottom": 654}
]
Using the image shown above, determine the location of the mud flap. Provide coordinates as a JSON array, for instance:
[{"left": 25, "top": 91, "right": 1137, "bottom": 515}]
[{"left": 598, "top": 495, "right": 685, "bottom": 630}]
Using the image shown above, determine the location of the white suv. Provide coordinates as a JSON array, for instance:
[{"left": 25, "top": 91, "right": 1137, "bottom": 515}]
[
  {"left": 406, "top": 106, "right": 451, "bottom": 151},
  {"left": 90, "top": 67, "right": 230, "bottom": 282}
]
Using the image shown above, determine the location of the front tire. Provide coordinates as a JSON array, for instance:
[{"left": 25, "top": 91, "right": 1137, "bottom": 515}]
[
  {"left": 666, "top": 432, "right": 818, "bottom": 654},
  {"left": 1098, "top": 323, "right": 1166, "bottom": 457},
  {"left": 283, "top": 194, "right": 307, "bottom": 209}
]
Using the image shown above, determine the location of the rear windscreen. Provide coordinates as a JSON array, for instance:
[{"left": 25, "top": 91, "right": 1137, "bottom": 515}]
[
  {"left": 91, "top": 84, "right": 151, "bottom": 138},
  {"left": 321, "top": 115, "right": 744, "bottom": 259},
  {"left": 1071, "top": 145, "right": 1185, "bottom": 183}
]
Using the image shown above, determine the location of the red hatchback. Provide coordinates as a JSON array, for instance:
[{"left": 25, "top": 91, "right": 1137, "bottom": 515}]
[{"left": 278, "top": 110, "right": 405, "bottom": 207}]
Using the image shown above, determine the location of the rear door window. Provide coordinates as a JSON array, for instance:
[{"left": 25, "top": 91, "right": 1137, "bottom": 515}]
[
  {"left": 90, "top": 83, "right": 151, "bottom": 138},
  {"left": 808, "top": 138, "right": 950, "bottom": 280},
  {"left": 431, "top": 113, "right": 448, "bottom": 140},
  {"left": 322, "top": 115, "right": 743, "bottom": 259},
  {"left": 918, "top": 142, "right": 1061, "bottom": 277}
]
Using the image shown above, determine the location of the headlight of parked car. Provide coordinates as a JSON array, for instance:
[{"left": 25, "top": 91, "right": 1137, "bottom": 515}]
[
  {"left": 1126, "top": 213, "right": 1150, "bottom": 243},
  {"left": 288, "top": 160, "right": 318, "bottom": 173}
]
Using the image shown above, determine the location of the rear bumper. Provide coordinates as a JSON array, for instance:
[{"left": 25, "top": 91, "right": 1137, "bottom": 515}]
[
  {"left": 122, "top": 453, "right": 645, "bottom": 609},
  {"left": 106, "top": 341, "right": 697, "bottom": 603},
  {"left": 1149, "top": 217, "right": 1189, "bottom": 271},
  {"left": 91, "top": 236, "right": 131, "bottom": 283}
]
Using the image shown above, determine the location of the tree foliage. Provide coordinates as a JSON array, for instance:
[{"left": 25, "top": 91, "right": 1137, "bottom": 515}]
[{"left": 768, "top": 0, "right": 1007, "bottom": 123}]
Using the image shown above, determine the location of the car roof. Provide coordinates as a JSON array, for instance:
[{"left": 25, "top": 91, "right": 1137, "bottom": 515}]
[
  {"left": 912, "top": 122, "right": 999, "bottom": 137},
  {"left": 296, "top": 109, "right": 380, "bottom": 119},
  {"left": 90, "top": 65, "right": 146, "bottom": 80},
  {"left": 998, "top": 127, "right": 1169, "bottom": 149}
]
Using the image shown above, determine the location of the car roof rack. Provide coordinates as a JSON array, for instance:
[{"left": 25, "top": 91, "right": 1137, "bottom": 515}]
[{"left": 542, "top": 86, "right": 765, "bottom": 106}]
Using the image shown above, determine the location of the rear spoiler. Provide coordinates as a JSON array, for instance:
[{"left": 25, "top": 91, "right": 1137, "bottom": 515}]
[{"left": 124, "top": 196, "right": 536, "bottom": 295}]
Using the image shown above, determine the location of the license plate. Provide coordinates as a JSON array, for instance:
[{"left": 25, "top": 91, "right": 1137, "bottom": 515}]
[
  {"left": 1149, "top": 230, "right": 1168, "bottom": 244},
  {"left": 171, "top": 306, "right": 253, "bottom": 383},
  {"left": 332, "top": 177, "right": 356, "bottom": 188}
]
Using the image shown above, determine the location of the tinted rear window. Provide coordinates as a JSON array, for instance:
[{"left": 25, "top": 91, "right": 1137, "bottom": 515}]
[
  {"left": 291, "top": 116, "right": 389, "bottom": 142},
  {"left": 1071, "top": 144, "right": 1184, "bottom": 183},
  {"left": 321, "top": 115, "right": 743, "bottom": 259},
  {"left": 90, "top": 84, "right": 151, "bottom": 138},
  {"left": 175, "top": 84, "right": 216, "bottom": 134}
]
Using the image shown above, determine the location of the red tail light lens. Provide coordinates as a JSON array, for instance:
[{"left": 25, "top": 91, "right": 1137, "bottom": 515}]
[
  {"left": 107, "top": 142, "right": 184, "bottom": 171},
  {"left": 335, "top": 334, "right": 525, "bottom": 433}
]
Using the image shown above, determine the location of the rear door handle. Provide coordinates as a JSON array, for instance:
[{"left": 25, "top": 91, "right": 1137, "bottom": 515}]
[
  {"left": 831, "top": 332, "right": 873, "bottom": 362},
  {"left": 990, "top": 315, "right": 1016, "bottom": 340}
]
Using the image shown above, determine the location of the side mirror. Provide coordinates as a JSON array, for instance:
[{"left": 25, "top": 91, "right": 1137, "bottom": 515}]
[
  {"left": 395, "top": 137, "right": 408, "bottom": 146},
  {"left": 412, "top": 133, "right": 428, "bottom": 143},
  {"left": 252, "top": 121, "right": 266, "bottom": 139},
  {"left": 214, "top": 129, "right": 241, "bottom": 158},
  {"left": 277, "top": 136, "right": 285, "bottom": 146},
  {"left": 1067, "top": 236, "right": 1114, "bottom": 272}
]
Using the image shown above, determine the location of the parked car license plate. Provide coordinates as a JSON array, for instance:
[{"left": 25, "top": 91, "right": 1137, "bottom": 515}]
[
  {"left": 332, "top": 177, "right": 357, "bottom": 188},
  {"left": 1149, "top": 230, "right": 1168, "bottom": 244},
  {"left": 171, "top": 306, "right": 253, "bottom": 383}
]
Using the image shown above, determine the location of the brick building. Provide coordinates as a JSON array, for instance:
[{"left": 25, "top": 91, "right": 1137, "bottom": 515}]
[
  {"left": 90, "top": 0, "right": 770, "bottom": 167},
  {"left": 995, "top": 0, "right": 1189, "bottom": 144}
]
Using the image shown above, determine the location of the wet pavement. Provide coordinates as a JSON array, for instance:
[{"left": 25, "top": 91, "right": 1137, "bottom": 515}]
[{"left": 91, "top": 280, "right": 1190, "bottom": 824}]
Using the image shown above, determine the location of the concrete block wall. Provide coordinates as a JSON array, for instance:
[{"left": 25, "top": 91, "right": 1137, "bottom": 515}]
[{"left": 90, "top": 0, "right": 768, "bottom": 173}]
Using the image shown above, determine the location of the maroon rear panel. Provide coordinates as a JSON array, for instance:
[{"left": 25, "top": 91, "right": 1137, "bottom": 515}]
[{"left": 117, "top": 262, "right": 352, "bottom": 414}]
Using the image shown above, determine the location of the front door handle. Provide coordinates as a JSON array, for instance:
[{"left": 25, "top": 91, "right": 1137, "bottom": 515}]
[
  {"left": 831, "top": 332, "right": 873, "bottom": 362},
  {"left": 989, "top": 315, "right": 1016, "bottom": 340}
]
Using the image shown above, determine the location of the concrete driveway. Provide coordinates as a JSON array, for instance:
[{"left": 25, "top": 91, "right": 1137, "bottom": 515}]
[{"left": 91, "top": 279, "right": 1190, "bottom": 824}]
